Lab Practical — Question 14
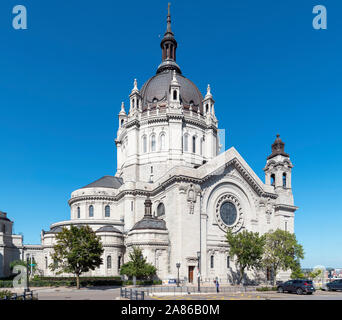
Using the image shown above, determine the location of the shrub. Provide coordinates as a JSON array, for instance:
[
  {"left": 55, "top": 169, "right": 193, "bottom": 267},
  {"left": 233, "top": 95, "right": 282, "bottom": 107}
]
[
  {"left": 0, "top": 290, "right": 13, "bottom": 299},
  {"left": 0, "top": 281, "right": 13, "bottom": 288},
  {"left": 256, "top": 286, "right": 277, "bottom": 291}
]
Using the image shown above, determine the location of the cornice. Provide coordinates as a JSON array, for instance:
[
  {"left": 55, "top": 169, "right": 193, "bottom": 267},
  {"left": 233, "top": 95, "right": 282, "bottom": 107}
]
[{"left": 68, "top": 157, "right": 277, "bottom": 206}]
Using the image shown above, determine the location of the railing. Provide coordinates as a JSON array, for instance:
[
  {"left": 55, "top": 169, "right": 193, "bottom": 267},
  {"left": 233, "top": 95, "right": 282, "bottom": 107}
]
[
  {"left": 1, "top": 291, "right": 37, "bottom": 300},
  {"left": 120, "top": 287, "right": 145, "bottom": 300},
  {"left": 139, "top": 285, "right": 257, "bottom": 296}
]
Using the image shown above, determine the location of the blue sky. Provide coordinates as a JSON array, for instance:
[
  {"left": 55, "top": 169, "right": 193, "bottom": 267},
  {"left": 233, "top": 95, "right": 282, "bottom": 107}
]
[{"left": 0, "top": 0, "right": 341, "bottom": 268}]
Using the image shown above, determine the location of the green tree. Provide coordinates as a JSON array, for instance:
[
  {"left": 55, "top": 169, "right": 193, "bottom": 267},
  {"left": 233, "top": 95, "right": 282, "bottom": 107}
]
[
  {"left": 49, "top": 225, "right": 104, "bottom": 289},
  {"left": 263, "top": 229, "right": 304, "bottom": 285},
  {"left": 290, "top": 261, "right": 305, "bottom": 279},
  {"left": 10, "top": 259, "right": 38, "bottom": 277},
  {"left": 226, "top": 230, "right": 266, "bottom": 284},
  {"left": 120, "top": 246, "right": 157, "bottom": 280}
]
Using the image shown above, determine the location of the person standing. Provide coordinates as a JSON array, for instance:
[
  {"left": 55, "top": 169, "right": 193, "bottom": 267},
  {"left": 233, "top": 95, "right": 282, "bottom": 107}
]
[{"left": 216, "top": 279, "right": 220, "bottom": 293}]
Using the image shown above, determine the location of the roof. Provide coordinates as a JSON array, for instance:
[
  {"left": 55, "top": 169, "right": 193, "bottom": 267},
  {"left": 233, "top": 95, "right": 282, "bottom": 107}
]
[
  {"left": 45, "top": 226, "right": 63, "bottom": 234},
  {"left": 0, "top": 211, "right": 10, "bottom": 222},
  {"left": 131, "top": 216, "right": 167, "bottom": 231},
  {"left": 81, "top": 176, "right": 123, "bottom": 189},
  {"left": 96, "top": 226, "right": 122, "bottom": 233},
  {"left": 140, "top": 70, "right": 204, "bottom": 112},
  {"left": 267, "top": 134, "right": 290, "bottom": 160}
]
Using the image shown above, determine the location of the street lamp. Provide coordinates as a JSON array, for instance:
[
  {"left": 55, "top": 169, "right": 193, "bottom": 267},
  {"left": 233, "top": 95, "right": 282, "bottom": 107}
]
[
  {"left": 25, "top": 255, "right": 30, "bottom": 293},
  {"left": 176, "top": 263, "right": 181, "bottom": 287},
  {"left": 197, "top": 251, "right": 201, "bottom": 292}
]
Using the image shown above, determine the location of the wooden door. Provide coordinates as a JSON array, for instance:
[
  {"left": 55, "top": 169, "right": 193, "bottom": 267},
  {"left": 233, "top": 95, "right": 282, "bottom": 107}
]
[{"left": 188, "top": 266, "right": 194, "bottom": 283}]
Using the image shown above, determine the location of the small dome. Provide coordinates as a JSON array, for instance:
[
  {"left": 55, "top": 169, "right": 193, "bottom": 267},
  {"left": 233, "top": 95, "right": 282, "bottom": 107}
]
[
  {"left": 131, "top": 216, "right": 167, "bottom": 231},
  {"left": 267, "top": 134, "right": 290, "bottom": 160},
  {"left": 46, "top": 226, "right": 63, "bottom": 234},
  {"left": 81, "top": 176, "right": 123, "bottom": 189},
  {"left": 96, "top": 226, "right": 122, "bottom": 233},
  {"left": 140, "top": 70, "right": 204, "bottom": 112}
]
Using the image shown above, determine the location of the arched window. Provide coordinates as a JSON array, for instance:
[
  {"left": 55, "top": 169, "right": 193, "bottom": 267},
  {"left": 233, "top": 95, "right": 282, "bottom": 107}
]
[
  {"left": 271, "top": 174, "right": 275, "bottom": 186},
  {"left": 77, "top": 207, "right": 80, "bottom": 219},
  {"left": 105, "top": 205, "right": 110, "bottom": 217},
  {"left": 227, "top": 256, "right": 230, "bottom": 268},
  {"left": 45, "top": 257, "right": 48, "bottom": 269},
  {"left": 157, "top": 203, "right": 165, "bottom": 217},
  {"left": 151, "top": 134, "right": 156, "bottom": 152},
  {"left": 210, "top": 255, "right": 214, "bottom": 269},
  {"left": 206, "top": 104, "right": 209, "bottom": 113},
  {"left": 89, "top": 205, "right": 94, "bottom": 217},
  {"left": 200, "top": 138, "right": 203, "bottom": 156},
  {"left": 192, "top": 136, "right": 196, "bottom": 153},
  {"left": 1, "top": 224, "right": 5, "bottom": 233},
  {"left": 173, "top": 90, "right": 177, "bottom": 100},
  {"left": 121, "top": 119, "right": 124, "bottom": 127},
  {"left": 183, "top": 134, "right": 188, "bottom": 152},
  {"left": 283, "top": 173, "right": 287, "bottom": 188},
  {"left": 118, "top": 256, "right": 122, "bottom": 270},
  {"left": 142, "top": 136, "right": 147, "bottom": 153},
  {"left": 107, "top": 256, "right": 112, "bottom": 269},
  {"left": 159, "top": 133, "right": 166, "bottom": 151}
]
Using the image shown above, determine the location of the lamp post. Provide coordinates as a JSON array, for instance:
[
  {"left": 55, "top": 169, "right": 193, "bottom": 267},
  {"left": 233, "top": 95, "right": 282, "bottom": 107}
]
[
  {"left": 176, "top": 263, "right": 181, "bottom": 287},
  {"left": 25, "top": 255, "right": 30, "bottom": 293},
  {"left": 197, "top": 251, "right": 201, "bottom": 292}
]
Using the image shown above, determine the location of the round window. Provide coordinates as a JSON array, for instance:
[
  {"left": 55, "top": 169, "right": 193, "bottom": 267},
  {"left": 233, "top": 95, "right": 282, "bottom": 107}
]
[{"left": 220, "top": 202, "right": 237, "bottom": 226}]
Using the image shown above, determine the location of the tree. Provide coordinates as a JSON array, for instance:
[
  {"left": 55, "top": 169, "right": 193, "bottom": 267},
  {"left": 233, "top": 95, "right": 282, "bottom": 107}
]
[
  {"left": 263, "top": 229, "right": 304, "bottom": 285},
  {"left": 49, "top": 225, "right": 104, "bottom": 289},
  {"left": 226, "top": 230, "right": 266, "bottom": 284},
  {"left": 290, "top": 261, "right": 305, "bottom": 279},
  {"left": 308, "top": 269, "right": 322, "bottom": 280},
  {"left": 120, "top": 246, "right": 157, "bottom": 280},
  {"left": 10, "top": 259, "right": 38, "bottom": 277}
]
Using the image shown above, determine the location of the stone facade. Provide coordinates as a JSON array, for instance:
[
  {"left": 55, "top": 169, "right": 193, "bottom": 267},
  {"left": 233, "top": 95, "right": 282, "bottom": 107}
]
[
  {"left": 0, "top": 212, "right": 23, "bottom": 278},
  {"left": 1, "top": 7, "right": 298, "bottom": 284}
]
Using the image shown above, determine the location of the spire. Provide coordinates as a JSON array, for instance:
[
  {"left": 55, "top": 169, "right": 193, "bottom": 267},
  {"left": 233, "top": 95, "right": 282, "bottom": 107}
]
[
  {"left": 119, "top": 101, "right": 126, "bottom": 115},
  {"left": 157, "top": 3, "right": 181, "bottom": 74},
  {"left": 166, "top": 2, "right": 172, "bottom": 34},
  {"left": 204, "top": 84, "right": 213, "bottom": 99},
  {"left": 267, "top": 134, "right": 290, "bottom": 160},
  {"left": 170, "top": 70, "right": 179, "bottom": 86},
  {"left": 131, "top": 78, "right": 139, "bottom": 94}
]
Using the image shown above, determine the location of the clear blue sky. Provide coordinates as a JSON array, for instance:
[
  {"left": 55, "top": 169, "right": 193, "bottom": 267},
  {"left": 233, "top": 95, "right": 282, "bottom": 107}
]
[{"left": 0, "top": 0, "right": 341, "bottom": 268}]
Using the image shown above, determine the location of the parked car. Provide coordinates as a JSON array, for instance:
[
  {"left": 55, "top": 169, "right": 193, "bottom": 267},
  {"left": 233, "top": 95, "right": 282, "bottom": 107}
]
[
  {"left": 325, "top": 279, "right": 342, "bottom": 291},
  {"left": 277, "top": 279, "right": 315, "bottom": 295}
]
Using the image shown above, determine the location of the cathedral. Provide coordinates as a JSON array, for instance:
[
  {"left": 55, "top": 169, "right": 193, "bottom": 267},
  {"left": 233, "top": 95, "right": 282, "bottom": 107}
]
[{"left": 1, "top": 6, "right": 297, "bottom": 284}]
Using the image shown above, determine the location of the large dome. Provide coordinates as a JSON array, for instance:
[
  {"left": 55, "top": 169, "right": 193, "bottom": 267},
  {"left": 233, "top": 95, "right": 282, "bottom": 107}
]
[{"left": 140, "top": 70, "right": 204, "bottom": 113}]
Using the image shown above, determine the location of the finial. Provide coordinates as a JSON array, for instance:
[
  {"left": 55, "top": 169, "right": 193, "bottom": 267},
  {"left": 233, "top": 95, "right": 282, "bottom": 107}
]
[
  {"left": 276, "top": 134, "right": 280, "bottom": 138},
  {"left": 171, "top": 70, "right": 179, "bottom": 86},
  {"left": 134, "top": 78, "right": 138, "bottom": 90},
  {"left": 119, "top": 101, "right": 126, "bottom": 115},
  {"left": 204, "top": 84, "right": 213, "bottom": 99},
  {"left": 167, "top": 3, "right": 172, "bottom": 32},
  {"left": 144, "top": 196, "right": 152, "bottom": 217}
]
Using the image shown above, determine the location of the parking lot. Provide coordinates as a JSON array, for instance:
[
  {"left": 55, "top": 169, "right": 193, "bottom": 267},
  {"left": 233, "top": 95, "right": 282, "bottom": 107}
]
[
  {"left": 149, "top": 290, "right": 342, "bottom": 300},
  {"left": 27, "top": 286, "right": 342, "bottom": 300}
]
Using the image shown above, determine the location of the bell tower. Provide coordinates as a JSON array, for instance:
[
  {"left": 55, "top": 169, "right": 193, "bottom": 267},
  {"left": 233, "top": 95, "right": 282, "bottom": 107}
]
[{"left": 264, "top": 135, "right": 293, "bottom": 189}]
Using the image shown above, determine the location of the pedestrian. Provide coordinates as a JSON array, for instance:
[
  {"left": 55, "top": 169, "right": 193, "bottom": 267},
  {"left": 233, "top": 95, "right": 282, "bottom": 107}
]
[{"left": 216, "top": 279, "right": 220, "bottom": 293}]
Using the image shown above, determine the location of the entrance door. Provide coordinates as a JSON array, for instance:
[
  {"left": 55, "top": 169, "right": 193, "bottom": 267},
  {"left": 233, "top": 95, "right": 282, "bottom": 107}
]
[{"left": 188, "top": 266, "right": 194, "bottom": 283}]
